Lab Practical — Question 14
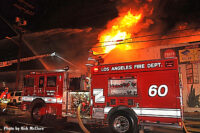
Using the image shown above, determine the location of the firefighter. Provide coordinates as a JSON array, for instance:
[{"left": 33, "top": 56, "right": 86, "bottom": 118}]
[
  {"left": 0, "top": 87, "right": 11, "bottom": 99},
  {"left": 0, "top": 87, "right": 11, "bottom": 112}
]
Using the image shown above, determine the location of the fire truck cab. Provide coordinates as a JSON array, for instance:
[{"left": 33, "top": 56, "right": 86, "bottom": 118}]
[{"left": 90, "top": 58, "right": 183, "bottom": 133}]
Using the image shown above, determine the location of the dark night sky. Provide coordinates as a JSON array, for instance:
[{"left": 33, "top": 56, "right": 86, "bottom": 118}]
[
  {"left": 0, "top": 0, "right": 118, "bottom": 38},
  {"left": 0, "top": 0, "right": 200, "bottom": 73},
  {"left": 1, "top": 0, "right": 200, "bottom": 39}
]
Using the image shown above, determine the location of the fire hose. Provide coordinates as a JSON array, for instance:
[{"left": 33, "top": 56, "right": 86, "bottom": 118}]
[
  {"left": 77, "top": 104, "right": 90, "bottom": 133},
  {"left": 182, "top": 121, "right": 189, "bottom": 133}
]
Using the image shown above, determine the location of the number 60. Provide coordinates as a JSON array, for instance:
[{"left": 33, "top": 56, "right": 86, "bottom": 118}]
[{"left": 148, "top": 85, "right": 168, "bottom": 97}]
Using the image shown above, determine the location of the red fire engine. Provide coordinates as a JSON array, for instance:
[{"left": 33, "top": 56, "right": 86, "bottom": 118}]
[
  {"left": 21, "top": 58, "right": 183, "bottom": 133},
  {"left": 90, "top": 58, "right": 183, "bottom": 132}
]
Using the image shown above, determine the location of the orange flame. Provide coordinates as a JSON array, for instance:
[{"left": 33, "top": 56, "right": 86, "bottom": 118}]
[{"left": 96, "top": 10, "right": 142, "bottom": 54}]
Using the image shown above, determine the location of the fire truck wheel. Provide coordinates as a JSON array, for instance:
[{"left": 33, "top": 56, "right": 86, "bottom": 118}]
[
  {"left": 109, "top": 111, "right": 138, "bottom": 133},
  {"left": 31, "top": 102, "right": 46, "bottom": 124}
]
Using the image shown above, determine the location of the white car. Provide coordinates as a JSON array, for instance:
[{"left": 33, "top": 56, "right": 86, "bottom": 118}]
[{"left": 10, "top": 91, "right": 22, "bottom": 105}]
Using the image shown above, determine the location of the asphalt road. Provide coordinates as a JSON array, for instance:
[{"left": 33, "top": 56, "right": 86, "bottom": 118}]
[{"left": 0, "top": 105, "right": 184, "bottom": 133}]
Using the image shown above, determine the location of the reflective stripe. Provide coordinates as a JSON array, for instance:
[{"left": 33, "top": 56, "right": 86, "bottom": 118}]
[
  {"left": 132, "top": 108, "right": 181, "bottom": 118},
  {"left": 22, "top": 96, "right": 62, "bottom": 104},
  {"left": 93, "top": 89, "right": 105, "bottom": 103},
  {"left": 90, "top": 98, "right": 93, "bottom": 106},
  {"left": 104, "top": 107, "right": 112, "bottom": 114},
  {"left": 22, "top": 96, "right": 34, "bottom": 102},
  {"left": 104, "top": 107, "right": 181, "bottom": 118},
  {"left": 44, "top": 97, "right": 57, "bottom": 103}
]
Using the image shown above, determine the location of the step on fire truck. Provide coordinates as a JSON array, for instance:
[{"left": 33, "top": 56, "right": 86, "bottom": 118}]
[{"left": 22, "top": 58, "right": 183, "bottom": 133}]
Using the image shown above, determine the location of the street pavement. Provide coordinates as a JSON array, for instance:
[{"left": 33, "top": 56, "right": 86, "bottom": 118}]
[{"left": 0, "top": 105, "right": 194, "bottom": 133}]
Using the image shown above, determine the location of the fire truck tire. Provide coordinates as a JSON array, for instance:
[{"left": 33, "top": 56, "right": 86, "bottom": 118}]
[
  {"left": 31, "top": 102, "right": 46, "bottom": 124},
  {"left": 109, "top": 111, "right": 138, "bottom": 133}
]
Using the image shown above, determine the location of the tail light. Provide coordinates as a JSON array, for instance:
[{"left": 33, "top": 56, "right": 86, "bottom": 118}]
[{"left": 179, "top": 121, "right": 183, "bottom": 127}]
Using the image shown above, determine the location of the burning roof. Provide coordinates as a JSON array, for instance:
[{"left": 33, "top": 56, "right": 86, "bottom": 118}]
[{"left": 92, "top": 0, "right": 200, "bottom": 56}]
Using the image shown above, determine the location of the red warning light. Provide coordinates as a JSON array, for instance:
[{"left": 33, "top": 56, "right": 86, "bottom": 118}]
[{"left": 93, "top": 67, "right": 99, "bottom": 72}]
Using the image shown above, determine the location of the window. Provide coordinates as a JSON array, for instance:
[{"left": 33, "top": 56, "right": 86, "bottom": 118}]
[
  {"left": 108, "top": 77, "right": 137, "bottom": 97},
  {"left": 15, "top": 92, "right": 21, "bottom": 96},
  {"left": 39, "top": 76, "right": 44, "bottom": 88},
  {"left": 47, "top": 76, "right": 57, "bottom": 87},
  {"left": 24, "top": 77, "right": 34, "bottom": 87},
  {"left": 186, "top": 63, "right": 199, "bottom": 84}
]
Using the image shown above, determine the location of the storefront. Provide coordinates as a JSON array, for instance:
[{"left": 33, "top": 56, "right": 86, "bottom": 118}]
[{"left": 160, "top": 42, "right": 200, "bottom": 112}]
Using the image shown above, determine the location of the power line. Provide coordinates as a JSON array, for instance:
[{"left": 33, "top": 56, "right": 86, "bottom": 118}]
[
  {"left": 93, "top": 33, "right": 200, "bottom": 48},
  {"left": 98, "top": 27, "right": 200, "bottom": 44}
]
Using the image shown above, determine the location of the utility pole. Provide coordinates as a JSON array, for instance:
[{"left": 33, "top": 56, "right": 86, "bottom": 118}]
[
  {"left": 15, "top": 30, "right": 22, "bottom": 90},
  {"left": 1, "top": 0, "right": 34, "bottom": 90},
  {"left": 14, "top": 17, "right": 27, "bottom": 90},
  {"left": 13, "top": 0, "right": 34, "bottom": 90}
]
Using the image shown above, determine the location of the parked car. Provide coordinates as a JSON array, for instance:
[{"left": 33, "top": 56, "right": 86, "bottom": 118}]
[{"left": 10, "top": 91, "right": 22, "bottom": 105}]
